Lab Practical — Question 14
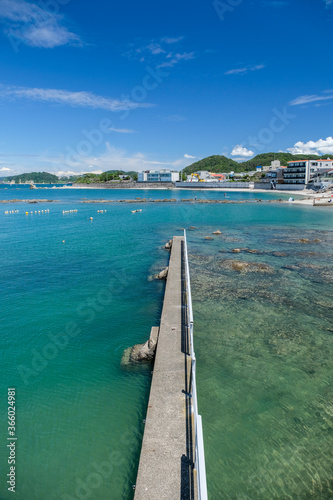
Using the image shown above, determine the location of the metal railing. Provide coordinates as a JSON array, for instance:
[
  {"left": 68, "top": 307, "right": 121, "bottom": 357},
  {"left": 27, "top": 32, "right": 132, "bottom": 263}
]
[{"left": 183, "top": 230, "right": 208, "bottom": 500}]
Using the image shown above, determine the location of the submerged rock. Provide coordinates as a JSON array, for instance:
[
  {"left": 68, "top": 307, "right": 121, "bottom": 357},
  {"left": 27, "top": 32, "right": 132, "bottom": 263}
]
[
  {"left": 220, "top": 259, "right": 274, "bottom": 273},
  {"left": 244, "top": 249, "right": 263, "bottom": 254},
  {"left": 204, "top": 236, "right": 213, "bottom": 240},
  {"left": 298, "top": 238, "right": 311, "bottom": 244},
  {"left": 297, "top": 238, "right": 321, "bottom": 244}
]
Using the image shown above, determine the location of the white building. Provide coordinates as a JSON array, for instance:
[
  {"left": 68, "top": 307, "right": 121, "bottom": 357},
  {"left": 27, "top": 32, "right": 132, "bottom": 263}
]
[
  {"left": 311, "top": 169, "right": 333, "bottom": 189},
  {"left": 137, "top": 169, "right": 180, "bottom": 183},
  {"left": 283, "top": 159, "right": 333, "bottom": 185},
  {"left": 262, "top": 160, "right": 281, "bottom": 172}
]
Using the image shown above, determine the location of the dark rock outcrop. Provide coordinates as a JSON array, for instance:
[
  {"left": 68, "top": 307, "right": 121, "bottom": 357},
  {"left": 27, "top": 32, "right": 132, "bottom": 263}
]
[{"left": 122, "top": 327, "right": 159, "bottom": 365}]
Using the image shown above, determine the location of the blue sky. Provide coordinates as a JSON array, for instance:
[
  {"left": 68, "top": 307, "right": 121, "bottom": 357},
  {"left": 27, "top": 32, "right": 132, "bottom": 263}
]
[{"left": 0, "top": 0, "right": 332, "bottom": 176}]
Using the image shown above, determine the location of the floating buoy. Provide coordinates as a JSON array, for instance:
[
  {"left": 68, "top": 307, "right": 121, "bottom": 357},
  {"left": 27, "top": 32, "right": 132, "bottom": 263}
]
[
  {"left": 62, "top": 240, "right": 65, "bottom": 243},
  {"left": 25, "top": 212, "right": 28, "bottom": 215}
]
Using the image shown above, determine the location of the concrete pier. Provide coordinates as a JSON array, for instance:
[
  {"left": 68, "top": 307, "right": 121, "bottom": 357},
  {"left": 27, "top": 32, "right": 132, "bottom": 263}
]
[{"left": 134, "top": 236, "right": 195, "bottom": 500}]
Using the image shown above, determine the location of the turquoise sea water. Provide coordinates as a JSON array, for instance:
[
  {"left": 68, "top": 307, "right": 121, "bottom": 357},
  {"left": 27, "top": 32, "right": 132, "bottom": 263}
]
[{"left": 0, "top": 187, "right": 332, "bottom": 499}]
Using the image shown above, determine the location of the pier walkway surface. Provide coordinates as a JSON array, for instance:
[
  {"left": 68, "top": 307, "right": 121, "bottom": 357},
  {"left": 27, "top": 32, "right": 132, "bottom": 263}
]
[{"left": 134, "top": 236, "right": 197, "bottom": 499}]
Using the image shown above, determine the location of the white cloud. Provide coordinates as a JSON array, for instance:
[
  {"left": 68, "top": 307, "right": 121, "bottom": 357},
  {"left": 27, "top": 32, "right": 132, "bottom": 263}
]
[
  {"left": 64, "top": 143, "right": 196, "bottom": 172},
  {"left": 164, "top": 114, "right": 186, "bottom": 122},
  {"left": 225, "top": 64, "right": 265, "bottom": 75},
  {"left": 108, "top": 127, "right": 135, "bottom": 134},
  {"left": 263, "top": 1, "right": 289, "bottom": 6},
  {"left": 287, "top": 137, "right": 333, "bottom": 156},
  {"left": 0, "top": 0, "right": 82, "bottom": 48},
  {"left": 0, "top": 143, "right": 198, "bottom": 176},
  {"left": 55, "top": 170, "right": 103, "bottom": 177},
  {"left": 1, "top": 144, "right": 194, "bottom": 176},
  {"left": 184, "top": 154, "right": 196, "bottom": 159},
  {"left": 125, "top": 37, "right": 194, "bottom": 70},
  {"left": 290, "top": 92, "right": 333, "bottom": 106},
  {"left": 162, "top": 36, "right": 184, "bottom": 44},
  {"left": 0, "top": 85, "right": 153, "bottom": 111},
  {"left": 231, "top": 145, "right": 254, "bottom": 157},
  {"left": 146, "top": 43, "right": 165, "bottom": 55},
  {"left": 0, "top": 166, "right": 11, "bottom": 171},
  {"left": 158, "top": 52, "right": 195, "bottom": 68}
]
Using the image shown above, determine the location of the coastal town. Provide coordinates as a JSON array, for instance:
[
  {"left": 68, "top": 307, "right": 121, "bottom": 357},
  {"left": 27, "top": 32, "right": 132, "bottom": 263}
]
[
  {"left": 2, "top": 158, "right": 333, "bottom": 191},
  {"left": 137, "top": 158, "right": 333, "bottom": 191},
  {"left": 2, "top": 157, "right": 332, "bottom": 208}
]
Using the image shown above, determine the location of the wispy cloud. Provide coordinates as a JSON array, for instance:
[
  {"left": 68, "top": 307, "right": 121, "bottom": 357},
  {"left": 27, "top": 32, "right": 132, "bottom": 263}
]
[
  {"left": 124, "top": 36, "right": 195, "bottom": 69},
  {"left": 184, "top": 154, "right": 196, "bottom": 159},
  {"left": 0, "top": 166, "right": 11, "bottom": 171},
  {"left": 225, "top": 64, "right": 265, "bottom": 75},
  {"left": 108, "top": 127, "right": 136, "bottom": 134},
  {"left": 0, "top": 85, "right": 153, "bottom": 111},
  {"left": 56, "top": 169, "right": 103, "bottom": 177},
  {"left": 1, "top": 144, "right": 193, "bottom": 176},
  {"left": 0, "top": 0, "right": 82, "bottom": 48},
  {"left": 108, "top": 127, "right": 135, "bottom": 134},
  {"left": 145, "top": 43, "right": 165, "bottom": 55},
  {"left": 164, "top": 114, "right": 186, "bottom": 122},
  {"left": 262, "top": 1, "right": 289, "bottom": 6},
  {"left": 231, "top": 145, "right": 254, "bottom": 157},
  {"left": 290, "top": 91, "right": 333, "bottom": 106},
  {"left": 287, "top": 137, "right": 333, "bottom": 155},
  {"left": 162, "top": 36, "right": 184, "bottom": 44},
  {"left": 158, "top": 52, "right": 195, "bottom": 68}
]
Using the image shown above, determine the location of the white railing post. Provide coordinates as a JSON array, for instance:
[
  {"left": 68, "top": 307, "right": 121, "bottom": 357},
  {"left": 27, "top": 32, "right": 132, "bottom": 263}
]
[{"left": 183, "top": 230, "right": 208, "bottom": 500}]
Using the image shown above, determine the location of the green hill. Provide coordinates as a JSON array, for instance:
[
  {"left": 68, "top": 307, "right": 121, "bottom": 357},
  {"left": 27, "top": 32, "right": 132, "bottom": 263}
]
[
  {"left": 183, "top": 153, "right": 332, "bottom": 175},
  {"left": 239, "top": 152, "right": 329, "bottom": 170},
  {"left": 75, "top": 170, "right": 137, "bottom": 184},
  {"left": 182, "top": 155, "right": 241, "bottom": 175},
  {"left": 5, "top": 172, "right": 59, "bottom": 183}
]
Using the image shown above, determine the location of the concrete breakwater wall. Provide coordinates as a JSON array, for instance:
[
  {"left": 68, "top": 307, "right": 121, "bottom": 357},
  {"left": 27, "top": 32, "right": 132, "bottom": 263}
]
[
  {"left": 134, "top": 236, "right": 196, "bottom": 499},
  {"left": 72, "top": 182, "right": 175, "bottom": 189},
  {"left": 176, "top": 181, "right": 274, "bottom": 189}
]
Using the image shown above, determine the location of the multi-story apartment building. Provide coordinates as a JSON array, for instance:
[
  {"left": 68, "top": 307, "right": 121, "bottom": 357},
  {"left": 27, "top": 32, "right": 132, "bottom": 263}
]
[
  {"left": 137, "top": 169, "right": 180, "bottom": 182},
  {"left": 283, "top": 159, "right": 333, "bottom": 185}
]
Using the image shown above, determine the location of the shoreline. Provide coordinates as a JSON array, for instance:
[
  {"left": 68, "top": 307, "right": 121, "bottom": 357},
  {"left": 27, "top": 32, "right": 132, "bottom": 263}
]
[
  {"left": 39, "top": 184, "right": 316, "bottom": 196},
  {"left": 0, "top": 190, "right": 331, "bottom": 207}
]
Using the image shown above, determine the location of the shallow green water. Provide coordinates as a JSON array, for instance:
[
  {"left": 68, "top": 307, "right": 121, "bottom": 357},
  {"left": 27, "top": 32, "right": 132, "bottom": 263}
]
[{"left": 0, "top": 188, "right": 332, "bottom": 499}]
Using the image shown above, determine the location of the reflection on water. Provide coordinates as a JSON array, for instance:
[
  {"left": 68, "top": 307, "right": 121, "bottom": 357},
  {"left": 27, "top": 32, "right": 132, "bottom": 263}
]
[{"left": 191, "top": 225, "right": 333, "bottom": 499}]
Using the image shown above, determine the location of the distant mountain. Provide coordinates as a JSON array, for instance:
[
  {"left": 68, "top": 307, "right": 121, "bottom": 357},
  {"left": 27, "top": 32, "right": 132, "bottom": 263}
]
[
  {"left": 183, "top": 153, "right": 332, "bottom": 174},
  {"left": 1, "top": 170, "right": 138, "bottom": 184},
  {"left": 5, "top": 172, "right": 59, "bottom": 183}
]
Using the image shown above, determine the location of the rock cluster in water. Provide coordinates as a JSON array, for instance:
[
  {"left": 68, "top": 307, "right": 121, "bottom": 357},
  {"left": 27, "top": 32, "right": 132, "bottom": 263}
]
[{"left": 219, "top": 259, "right": 274, "bottom": 273}]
